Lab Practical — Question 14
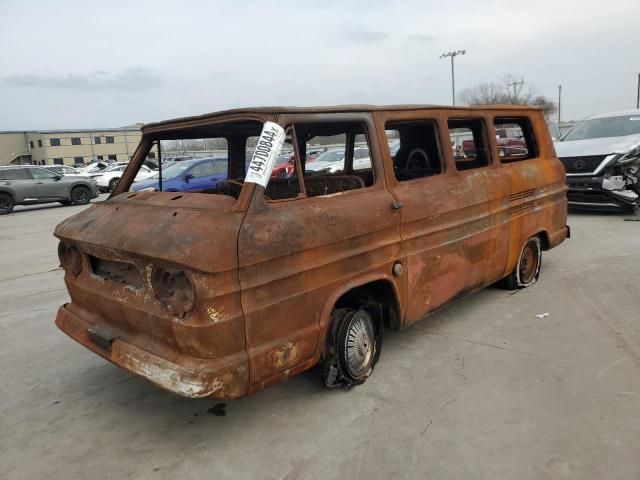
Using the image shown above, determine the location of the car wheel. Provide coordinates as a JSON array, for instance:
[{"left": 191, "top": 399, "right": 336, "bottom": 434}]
[
  {"left": 109, "top": 177, "right": 120, "bottom": 191},
  {"left": 0, "top": 193, "right": 14, "bottom": 215},
  {"left": 499, "top": 236, "right": 542, "bottom": 290},
  {"left": 71, "top": 186, "right": 91, "bottom": 205},
  {"left": 322, "top": 305, "right": 382, "bottom": 388}
]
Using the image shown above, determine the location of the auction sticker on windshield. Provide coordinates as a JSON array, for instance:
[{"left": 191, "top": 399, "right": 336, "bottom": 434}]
[{"left": 245, "top": 122, "right": 285, "bottom": 187}]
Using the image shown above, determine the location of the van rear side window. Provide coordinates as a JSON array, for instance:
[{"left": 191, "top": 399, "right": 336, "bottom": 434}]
[
  {"left": 448, "top": 118, "right": 489, "bottom": 171},
  {"left": 493, "top": 117, "right": 537, "bottom": 162}
]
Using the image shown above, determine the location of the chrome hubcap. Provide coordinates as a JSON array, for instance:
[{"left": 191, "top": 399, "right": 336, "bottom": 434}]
[{"left": 345, "top": 312, "right": 374, "bottom": 378}]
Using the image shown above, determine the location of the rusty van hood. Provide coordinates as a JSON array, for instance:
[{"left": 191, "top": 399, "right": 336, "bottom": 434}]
[{"left": 54, "top": 192, "right": 242, "bottom": 273}]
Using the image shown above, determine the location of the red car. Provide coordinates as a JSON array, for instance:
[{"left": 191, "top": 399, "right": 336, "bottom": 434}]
[
  {"left": 270, "top": 150, "right": 323, "bottom": 178},
  {"left": 461, "top": 127, "right": 526, "bottom": 157}
]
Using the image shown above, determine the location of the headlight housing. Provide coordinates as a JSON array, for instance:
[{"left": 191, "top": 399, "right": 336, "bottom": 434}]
[
  {"left": 616, "top": 146, "right": 640, "bottom": 166},
  {"left": 150, "top": 266, "right": 195, "bottom": 318},
  {"left": 58, "top": 242, "right": 82, "bottom": 276}
]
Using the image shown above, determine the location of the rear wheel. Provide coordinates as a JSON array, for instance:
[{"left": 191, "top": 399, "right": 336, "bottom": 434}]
[
  {"left": 71, "top": 186, "right": 91, "bottom": 205},
  {"left": 109, "top": 177, "right": 120, "bottom": 191},
  {"left": 500, "top": 236, "right": 542, "bottom": 290},
  {"left": 0, "top": 193, "right": 14, "bottom": 215}
]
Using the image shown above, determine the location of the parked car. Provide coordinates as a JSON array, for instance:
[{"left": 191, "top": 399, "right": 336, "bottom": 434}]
[
  {"left": 554, "top": 109, "right": 640, "bottom": 210},
  {"left": 306, "top": 148, "right": 345, "bottom": 173},
  {"left": 95, "top": 164, "right": 155, "bottom": 192},
  {"left": 54, "top": 105, "right": 568, "bottom": 400},
  {"left": 0, "top": 165, "right": 99, "bottom": 214},
  {"left": 46, "top": 165, "right": 88, "bottom": 177},
  {"left": 130, "top": 157, "right": 227, "bottom": 192}
]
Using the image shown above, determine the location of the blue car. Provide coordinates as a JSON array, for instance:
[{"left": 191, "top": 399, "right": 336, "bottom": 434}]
[{"left": 131, "top": 157, "right": 227, "bottom": 192}]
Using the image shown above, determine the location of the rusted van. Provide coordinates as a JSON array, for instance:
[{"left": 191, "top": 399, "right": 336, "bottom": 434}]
[{"left": 54, "top": 105, "right": 569, "bottom": 399}]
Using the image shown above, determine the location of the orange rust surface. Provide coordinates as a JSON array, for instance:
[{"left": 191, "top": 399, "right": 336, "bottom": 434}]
[{"left": 53, "top": 105, "right": 567, "bottom": 399}]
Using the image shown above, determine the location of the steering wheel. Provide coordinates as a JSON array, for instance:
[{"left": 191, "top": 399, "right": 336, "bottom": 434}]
[{"left": 405, "top": 147, "right": 430, "bottom": 170}]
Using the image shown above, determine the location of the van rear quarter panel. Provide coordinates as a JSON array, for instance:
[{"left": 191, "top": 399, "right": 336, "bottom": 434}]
[{"left": 486, "top": 111, "right": 568, "bottom": 273}]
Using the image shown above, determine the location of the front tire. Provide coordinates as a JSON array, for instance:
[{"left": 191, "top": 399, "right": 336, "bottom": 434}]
[
  {"left": 109, "top": 177, "right": 120, "bottom": 191},
  {"left": 70, "top": 186, "right": 91, "bottom": 205},
  {"left": 337, "top": 309, "right": 378, "bottom": 383},
  {"left": 0, "top": 193, "right": 14, "bottom": 215},
  {"left": 500, "top": 236, "right": 542, "bottom": 290}
]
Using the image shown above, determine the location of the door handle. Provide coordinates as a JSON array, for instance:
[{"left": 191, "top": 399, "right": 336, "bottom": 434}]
[{"left": 391, "top": 201, "right": 404, "bottom": 210}]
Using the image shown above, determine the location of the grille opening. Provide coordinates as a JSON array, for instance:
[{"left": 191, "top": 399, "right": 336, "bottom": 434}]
[{"left": 88, "top": 255, "right": 144, "bottom": 288}]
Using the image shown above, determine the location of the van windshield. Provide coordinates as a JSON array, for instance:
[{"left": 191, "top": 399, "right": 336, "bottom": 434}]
[{"left": 563, "top": 115, "right": 640, "bottom": 141}]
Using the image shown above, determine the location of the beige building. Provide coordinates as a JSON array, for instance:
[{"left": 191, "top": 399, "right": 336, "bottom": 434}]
[{"left": 0, "top": 125, "right": 157, "bottom": 166}]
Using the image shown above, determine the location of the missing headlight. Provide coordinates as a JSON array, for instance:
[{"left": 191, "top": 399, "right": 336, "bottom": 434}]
[
  {"left": 150, "top": 266, "right": 195, "bottom": 318},
  {"left": 58, "top": 241, "right": 82, "bottom": 277}
]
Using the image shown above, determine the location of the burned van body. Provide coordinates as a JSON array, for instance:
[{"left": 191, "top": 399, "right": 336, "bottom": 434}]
[{"left": 54, "top": 105, "right": 569, "bottom": 399}]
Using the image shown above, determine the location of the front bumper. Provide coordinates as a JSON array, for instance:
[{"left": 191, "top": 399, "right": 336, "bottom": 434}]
[
  {"left": 566, "top": 176, "right": 637, "bottom": 210},
  {"left": 55, "top": 303, "right": 248, "bottom": 399}
]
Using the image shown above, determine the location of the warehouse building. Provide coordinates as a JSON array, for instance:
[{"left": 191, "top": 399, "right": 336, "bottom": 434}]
[{"left": 0, "top": 125, "right": 157, "bottom": 166}]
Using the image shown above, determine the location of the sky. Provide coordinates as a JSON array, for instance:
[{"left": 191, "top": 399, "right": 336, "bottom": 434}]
[{"left": 0, "top": 0, "right": 639, "bottom": 130}]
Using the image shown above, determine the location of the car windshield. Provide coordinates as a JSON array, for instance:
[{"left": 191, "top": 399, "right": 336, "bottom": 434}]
[
  {"left": 314, "top": 150, "right": 344, "bottom": 163},
  {"left": 104, "top": 164, "right": 124, "bottom": 172},
  {"left": 150, "top": 161, "right": 194, "bottom": 180},
  {"left": 562, "top": 114, "right": 640, "bottom": 141}
]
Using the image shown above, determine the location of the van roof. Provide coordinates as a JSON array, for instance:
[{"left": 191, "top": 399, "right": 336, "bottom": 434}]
[{"left": 143, "top": 104, "right": 540, "bottom": 131}]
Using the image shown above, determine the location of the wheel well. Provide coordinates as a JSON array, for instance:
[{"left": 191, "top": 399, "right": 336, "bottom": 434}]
[
  {"left": 0, "top": 190, "right": 15, "bottom": 201},
  {"left": 536, "top": 230, "right": 551, "bottom": 250},
  {"left": 333, "top": 280, "right": 400, "bottom": 331}
]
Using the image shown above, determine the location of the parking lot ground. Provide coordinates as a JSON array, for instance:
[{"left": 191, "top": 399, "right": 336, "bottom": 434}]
[{"left": 1, "top": 202, "right": 640, "bottom": 480}]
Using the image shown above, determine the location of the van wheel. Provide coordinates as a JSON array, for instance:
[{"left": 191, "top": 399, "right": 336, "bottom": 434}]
[
  {"left": 500, "top": 236, "right": 542, "bottom": 290},
  {"left": 322, "top": 307, "right": 381, "bottom": 388},
  {"left": 109, "top": 177, "right": 120, "bottom": 191},
  {"left": 71, "top": 186, "right": 91, "bottom": 205},
  {"left": 0, "top": 193, "right": 14, "bottom": 215}
]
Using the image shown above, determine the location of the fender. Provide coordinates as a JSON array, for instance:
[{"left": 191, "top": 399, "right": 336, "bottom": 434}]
[{"left": 312, "top": 269, "right": 403, "bottom": 361}]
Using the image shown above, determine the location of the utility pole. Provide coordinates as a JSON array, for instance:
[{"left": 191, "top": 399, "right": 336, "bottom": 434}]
[
  {"left": 506, "top": 79, "right": 524, "bottom": 102},
  {"left": 558, "top": 85, "right": 562, "bottom": 124},
  {"left": 636, "top": 73, "right": 639, "bottom": 109},
  {"left": 439, "top": 50, "right": 466, "bottom": 106}
]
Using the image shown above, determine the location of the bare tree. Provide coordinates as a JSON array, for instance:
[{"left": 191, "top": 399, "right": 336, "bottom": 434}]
[{"left": 458, "top": 74, "right": 557, "bottom": 119}]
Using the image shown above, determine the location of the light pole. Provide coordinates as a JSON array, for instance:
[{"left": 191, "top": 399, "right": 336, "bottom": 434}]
[{"left": 440, "top": 50, "right": 466, "bottom": 106}]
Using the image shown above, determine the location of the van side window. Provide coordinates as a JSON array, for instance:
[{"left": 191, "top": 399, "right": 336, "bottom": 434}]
[
  {"left": 265, "top": 122, "right": 374, "bottom": 201},
  {"left": 493, "top": 117, "right": 537, "bottom": 162},
  {"left": 385, "top": 121, "right": 443, "bottom": 181},
  {"left": 448, "top": 118, "right": 490, "bottom": 171}
]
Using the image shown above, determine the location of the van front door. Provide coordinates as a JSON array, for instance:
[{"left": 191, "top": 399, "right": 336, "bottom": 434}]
[{"left": 238, "top": 114, "right": 402, "bottom": 389}]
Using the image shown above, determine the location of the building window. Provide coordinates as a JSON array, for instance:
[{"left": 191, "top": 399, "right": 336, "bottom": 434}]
[
  {"left": 29, "top": 141, "right": 34, "bottom": 149},
  {"left": 147, "top": 152, "right": 156, "bottom": 159},
  {"left": 108, "top": 154, "right": 117, "bottom": 161},
  {"left": 53, "top": 158, "right": 64, "bottom": 165},
  {"left": 94, "top": 136, "right": 101, "bottom": 144},
  {"left": 97, "top": 155, "right": 104, "bottom": 160},
  {"left": 50, "top": 138, "right": 61, "bottom": 146},
  {"left": 74, "top": 156, "right": 84, "bottom": 165},
  {"left": 71, "top": 137, "right": 81, "bottom": 145},
  {"left": 38, "top": 140, "right": 43, "bottom": 147},
  {"left": 106, "top": 136, "right": 115, "bottom": 144}
]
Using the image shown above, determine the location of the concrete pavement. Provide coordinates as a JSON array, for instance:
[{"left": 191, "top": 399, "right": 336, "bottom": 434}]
[{"left": 1, "top": 202, "right": 639, "bottom": 479}]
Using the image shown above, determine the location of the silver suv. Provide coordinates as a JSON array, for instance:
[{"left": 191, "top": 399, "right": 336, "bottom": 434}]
[{"left": 0, "top": 166, "right": 99, "bottom": 215}]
